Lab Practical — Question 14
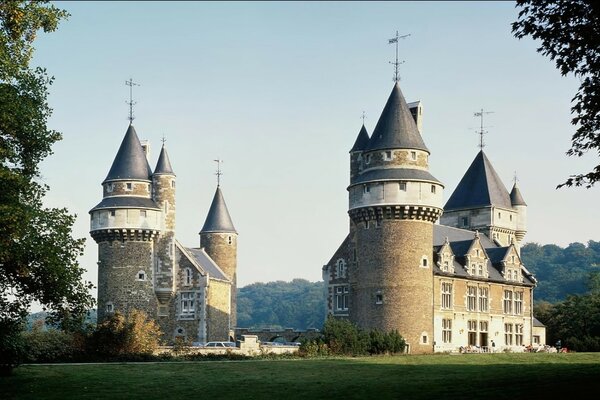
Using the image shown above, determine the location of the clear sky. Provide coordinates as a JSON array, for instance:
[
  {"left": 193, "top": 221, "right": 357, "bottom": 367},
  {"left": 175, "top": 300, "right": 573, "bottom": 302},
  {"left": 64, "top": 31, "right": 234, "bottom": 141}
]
[{"left": 33, "top": 1, "right": 598, "bottom": 302}]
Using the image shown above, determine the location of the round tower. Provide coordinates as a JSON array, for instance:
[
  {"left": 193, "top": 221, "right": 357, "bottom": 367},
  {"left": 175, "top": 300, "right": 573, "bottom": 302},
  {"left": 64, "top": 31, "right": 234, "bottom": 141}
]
[
  {"left": 90, "top": 124, "right": 161, "bottom": 322},
  {"left": 348, "top": 83, "right": 444, "bottom": 354},
  {"left": 152, "top": 144, "right": 176, "bottom": 305},
  {"left": 199, "top": 186, "right": 238, "bottom": 329},
  {"left": 510, "top": 181, "right": 527, "bottom": 246}
]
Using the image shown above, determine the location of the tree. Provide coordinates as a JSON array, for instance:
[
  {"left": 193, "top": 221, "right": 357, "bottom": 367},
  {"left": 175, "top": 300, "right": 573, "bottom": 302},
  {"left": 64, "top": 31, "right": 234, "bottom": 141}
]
[
  {"left": 512, "top": 0, "right": 600, "bottom": 188},
  {"left": 0, "top": 1, "right": 94, "bottom": 375}
]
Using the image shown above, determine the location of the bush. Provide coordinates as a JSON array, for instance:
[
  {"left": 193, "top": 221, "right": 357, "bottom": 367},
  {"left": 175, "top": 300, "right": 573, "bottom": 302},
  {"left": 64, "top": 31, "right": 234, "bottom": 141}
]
[
  {"left": 87, "top": 309, "right": 162, "bottom": 360},
  {"left": 565, "top": 335, "right": 600, "bottom": 352},
  {"left": 21, "top": 322, "right": 80, "bottom": 363},
  {"left": 323, "top": 316, "right": 369, "bottom": 356}
]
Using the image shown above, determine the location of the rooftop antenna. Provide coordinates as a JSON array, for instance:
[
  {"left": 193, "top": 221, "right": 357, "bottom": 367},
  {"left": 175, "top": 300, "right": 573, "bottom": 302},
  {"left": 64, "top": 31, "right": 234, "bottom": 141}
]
[
  {"left": 388, "top": 31, "right": 411, "bottom": 82},
  {"left": 214, "top": 159, "right": 223, "bottom": 187},
  {"left": 361, "top": 111, "right": 367, "bottom": 125},
  {"left": 473, "top": 108, "right": 494, "bottom": 150},
  {"left": 125, "top": 78, "right": 140, "bottom": 123}
]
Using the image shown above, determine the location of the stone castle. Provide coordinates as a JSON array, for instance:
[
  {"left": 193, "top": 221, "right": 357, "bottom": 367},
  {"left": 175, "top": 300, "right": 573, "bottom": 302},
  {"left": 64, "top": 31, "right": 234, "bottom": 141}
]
[
  {"left": 90, "top": 124, "right": 237, "bottom": 343},
  {"left": 322, "top": 81, "right": 545, "bottom": 354}
]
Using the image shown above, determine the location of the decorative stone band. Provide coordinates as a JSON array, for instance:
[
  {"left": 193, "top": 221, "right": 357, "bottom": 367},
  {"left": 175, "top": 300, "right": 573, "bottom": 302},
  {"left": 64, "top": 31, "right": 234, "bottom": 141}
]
[
  {"left": 515, "top": 230, "right": 526, "bottom": 242},
  {"left": 349, "top": 205, "right": 443, "bottom": 223},
  {"left": 90, "top": 228, "right": 160, "bottom": 243}
]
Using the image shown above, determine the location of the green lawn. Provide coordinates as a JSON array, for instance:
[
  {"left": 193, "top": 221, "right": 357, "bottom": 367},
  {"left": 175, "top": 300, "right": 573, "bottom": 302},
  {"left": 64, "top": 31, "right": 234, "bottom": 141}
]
[{"left": 2, "top": 353, "right": 600, "bottom": 399}]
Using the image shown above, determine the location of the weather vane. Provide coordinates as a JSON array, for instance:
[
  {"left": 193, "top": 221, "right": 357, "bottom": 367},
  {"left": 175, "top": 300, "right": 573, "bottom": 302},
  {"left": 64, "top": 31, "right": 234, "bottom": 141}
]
[
  {"left": 126, "top": 78, "right": 140, "bottom": 123},
  {"left": 214, "top": 159, "right": 223, "bottom": 187},
  {"left": 473, "top": 108, "right": 494, "bottom": 149},
  {"left": 361, "top": 111, "right": 367, "bottom": 125},
  {"left": 161, "top": 133, "right": 167, "bottom": 146},
  {"left": 388, "top": 31, "right": 411, "bottom": 82},
  {"left": 513, "top": 171, "right": 519, "bottom": 185}
]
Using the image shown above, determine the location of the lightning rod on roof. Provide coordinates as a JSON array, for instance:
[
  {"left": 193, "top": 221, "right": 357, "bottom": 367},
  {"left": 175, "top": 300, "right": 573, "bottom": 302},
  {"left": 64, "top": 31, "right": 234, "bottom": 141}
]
[
  {"left": 473, "top": 108, "right": 494, "bottom": 150},
  {"left": 125, "top": 78, "right": 140, "bottom": 123},
  {"left": 388, "top": 31, "right": 411, "bottom": 82}
]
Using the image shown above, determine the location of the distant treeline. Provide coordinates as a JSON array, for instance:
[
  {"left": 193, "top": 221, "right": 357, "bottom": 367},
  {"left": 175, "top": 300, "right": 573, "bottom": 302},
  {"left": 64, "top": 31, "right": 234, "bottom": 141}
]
[{"left": 27, "top": 241, "right": 600, "bottom": 331}]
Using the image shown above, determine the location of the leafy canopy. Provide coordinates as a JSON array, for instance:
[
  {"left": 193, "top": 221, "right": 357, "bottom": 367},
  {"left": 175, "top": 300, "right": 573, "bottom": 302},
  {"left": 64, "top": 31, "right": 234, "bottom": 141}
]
[
  {"left": 512, "top": 0, "right": 600, "bottom": 188},
  {"left": 0, "top": 1, "right": 94, "bottom": 373}
]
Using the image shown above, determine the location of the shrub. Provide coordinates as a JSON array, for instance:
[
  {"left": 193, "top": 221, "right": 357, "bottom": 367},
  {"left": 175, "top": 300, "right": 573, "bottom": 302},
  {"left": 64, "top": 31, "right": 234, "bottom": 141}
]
[
  {"left": 21, "top": 322, "right": 80, "bottom": 363},
  {"left": 87, "top": 309, "right": 162, "bottom": 359},
  {"left": 322, "top": 316, "right": 369, "bottom": 356}
]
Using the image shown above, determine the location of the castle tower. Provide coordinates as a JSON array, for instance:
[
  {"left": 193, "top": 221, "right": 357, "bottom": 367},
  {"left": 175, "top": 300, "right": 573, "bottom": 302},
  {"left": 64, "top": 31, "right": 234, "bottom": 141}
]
[
  {"left": 199, "top": 186, "right": 238, "bottom": 329},
  {"left": 90, "top": 124, "right": 161, "bottom": 322},
  {"left": 347, "top": 83, "right": 444, "bottom": 354},
  {"left": 152, "top": 144, "right": 176, "bottom": 308},
  {"left": 441, "top": 150, "right": 520, "bottom": 246},
  {"left": 510, "top": 181, "right": 527, "bottom": 248}
]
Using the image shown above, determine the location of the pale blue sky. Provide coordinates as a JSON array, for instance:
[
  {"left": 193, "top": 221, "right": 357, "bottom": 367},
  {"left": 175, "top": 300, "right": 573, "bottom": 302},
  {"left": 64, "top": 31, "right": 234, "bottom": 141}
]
[{"left": 34, "top": 1, "right": 597, "bottom": 299}]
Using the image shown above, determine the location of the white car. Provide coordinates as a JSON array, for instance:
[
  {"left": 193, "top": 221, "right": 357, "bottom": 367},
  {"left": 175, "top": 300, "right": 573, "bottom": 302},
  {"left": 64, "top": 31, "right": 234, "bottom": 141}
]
[{"left": 204, "top": 341, "right": 236, "bottom": 348}]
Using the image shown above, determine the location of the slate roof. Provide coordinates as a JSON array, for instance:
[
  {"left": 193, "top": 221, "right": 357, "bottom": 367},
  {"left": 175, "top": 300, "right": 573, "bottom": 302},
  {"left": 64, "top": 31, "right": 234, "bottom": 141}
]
[
  {"left": 350, "top": 125, "right": 370, "bottom": 152},
  {"left": 104, "top": 124, "right": 153, "bottom": 183},
  {"left": 433, "top": 225, "right": 495, "bottom": 248},
  {"left": 325, "top": 235, "right": 351, "bottom": 268},
  {"left": 154, "top": 145, "right": 175, "bottom": 175},
  {"left": 200, "top": 187, "right": 237, "bottom": 234},
  {"left": 182, "top": 246, "right": 230, "bottom": 282},
  {"left": 89, "top": 196, "right": 160, "bottom": 212},
  {"left": 510, "top": 182, "right": 527, "bottom": 206},
  {"left": 366, "top": 83, "right": 429, "bottom": 153},
  {"left": 444, "top": 150, "right": 512, "bottom": 211},
  {"left": 350, "top": 168, "right": 442, "bottom": 187}
]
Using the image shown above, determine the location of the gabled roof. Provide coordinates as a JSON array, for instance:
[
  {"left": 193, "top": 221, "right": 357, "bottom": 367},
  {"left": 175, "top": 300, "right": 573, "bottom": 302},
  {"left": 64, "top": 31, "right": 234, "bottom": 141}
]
[
  {"left": 200, "top": 187, "right": 237, "bottom": 234},
  {"left": 176, "top": 241, "right": 229, "bottom": 282},
  {"left": 366, "top": 83, "right": 429, "bottom": 153},
  {"left": 104, "top": 124, "right": 153, "bottom": 183},
  {"left": 325, "top": 235, "right": 351, "bottom": 268},
  {"left": 154, "top": 145, "right": 175, "bottom": 175},
  {"left": 350, "top": 125, "right": 370, "bottom": 152},
  {"left": 510, "top": 182, "right": 527, "bottom": 206},
  {"left": 444, "top": 150, "right": 512, "bottom": 211}
]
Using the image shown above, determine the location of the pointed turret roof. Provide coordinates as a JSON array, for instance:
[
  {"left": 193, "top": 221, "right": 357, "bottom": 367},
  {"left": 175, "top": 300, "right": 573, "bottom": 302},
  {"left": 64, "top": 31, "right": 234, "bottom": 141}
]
[
  {"left": 200, "top": 187, "right": 236, "bottom": 234},
  {"left": 366, "top": 83, "right": 429, "bottom": 153},
  {"left": 104, "top": 124, "right": 152, "bottom": 183},
  {"left": 154, "top": 145, "right": 174, "bottom": 175},
  {"left": 350, "top": 124, "right": 370, "bottom": 152},
  {"left": 444, "top": 150, "right": 512, "bottom": 211},
  {"left": 510, "top": 182, "right": 527, "bottom": 206}
]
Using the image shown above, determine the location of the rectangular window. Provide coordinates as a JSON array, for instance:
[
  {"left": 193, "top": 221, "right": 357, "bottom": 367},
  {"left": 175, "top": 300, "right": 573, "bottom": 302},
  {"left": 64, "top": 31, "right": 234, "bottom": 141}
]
[
  {"left": 461, "top": 216, "right": 469, "bottom": 227},
  {"left": 126, "top": 182, "right": 132, "bottom": 190},
  {"left": 504, "top": 323, "right": 513, "bottom": 345},
  {"left": 479, "top": 321, "right": 488, "bottom": 332},
  {"left": 364, "top": 185, "right": 370, "bottom": 194},
  {"left": 504, "top": 290, "right": 513, "bottom": 314},
  {"left": 158, "top": 305, "right": 168, "bottom": 317},
  {"left": 441, "top": 282, "right": 452, "bottom": 309},
  {"left": 180, "top": 292, "right": 195, "bottom": 317},
  {"left": 467, "top": 286, "right": 477, "bottom": 311},
  {"left": 365, "top": 154, "right": 371, "bottom": 164},
  {"left": 140, "top": 210, "right": 147, "bottom": 218},
  {"left": 478, "top": 264, "right": 483, "bottom": 276},
  {"left": 442, "top": 319, "right": 452, "bottom": 343},
  {"left": 375, "top": 293, "right": 383, "bottom": 304},
  {"left": 384, "top": 150, "right": 392, "bottom": 160},
  {"left": 410, "top": 151, "right": 416, "bottom": 160},
  {"left": 470, "top": 263, "right": 476, "bottom": 275},
  {"left": 335, "top": 286, "right": 349, "bottom": 311},
  {"left": 468, "top": 320, "right": 477, "bottom": 346},
  {"left": 106, "top": 303, "right": 113, "bottom": 313},
  {"left": 431, "top": 185, "right": 436, "bottom": 194},
  {"left": 442, "top": 260, "right": 449, "bottom": 272},
  {"left": 399, "top": 182, "right": 407, "bottom": 191},
  {"left": 109, "top": 210, "right": 116, "bottom": 217},
  {"left": 478, "top": 287, "right": 489, "bottom": 312},
  {"left": 515, "top": 291, "right": 523, "bottom": 315},
  {"left": 515, "top": 324, "right": 524, "bottom": 346}
]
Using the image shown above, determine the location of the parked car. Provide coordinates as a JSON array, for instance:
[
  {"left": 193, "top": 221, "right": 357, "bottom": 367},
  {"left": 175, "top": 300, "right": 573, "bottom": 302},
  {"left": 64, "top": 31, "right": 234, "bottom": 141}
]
[{"left": 204, "top": 341, "right": 236, "bottom": 348}]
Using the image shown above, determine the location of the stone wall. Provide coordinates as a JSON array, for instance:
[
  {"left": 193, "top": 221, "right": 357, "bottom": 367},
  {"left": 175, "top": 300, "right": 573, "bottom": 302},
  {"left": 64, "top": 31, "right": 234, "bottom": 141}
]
[{"left": 206, "top": 279, "right": 231, "bottom": 341}]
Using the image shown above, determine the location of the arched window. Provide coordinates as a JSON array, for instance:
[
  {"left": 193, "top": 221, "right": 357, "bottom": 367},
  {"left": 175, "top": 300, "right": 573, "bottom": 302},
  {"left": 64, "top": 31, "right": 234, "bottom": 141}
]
[{"left": 336, "top": 259, "right": 346, "bottom": 278}]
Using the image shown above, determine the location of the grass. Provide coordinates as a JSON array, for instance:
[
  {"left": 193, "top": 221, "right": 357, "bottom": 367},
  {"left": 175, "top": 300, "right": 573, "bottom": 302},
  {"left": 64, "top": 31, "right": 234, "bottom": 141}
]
[{"left": 2, "top": 353, "right": 600, "bottom": 399}]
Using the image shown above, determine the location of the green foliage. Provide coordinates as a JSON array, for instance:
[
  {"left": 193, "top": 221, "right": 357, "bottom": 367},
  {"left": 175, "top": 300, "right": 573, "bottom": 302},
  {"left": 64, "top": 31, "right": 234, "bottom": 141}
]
[
  {"left": 521, "top": 241, "right": 600, "bottom": 303},
  {"left": 237, "top": 279, "right": 326, "bottom": 329},
  {"left": 1, "top": 1, "right": 94, "bottom": 375},
  {"left": 323, "top": 315, "right": 370, "bottom": 355},
  {"left": 513, "top": 0, "right": 600, "bottom": 188},
  {"left": 87, "top": 310, "right": 162, "bottom": 359},
  {"left": 20, "top": 321, "right": 81, "bottom": 363}
]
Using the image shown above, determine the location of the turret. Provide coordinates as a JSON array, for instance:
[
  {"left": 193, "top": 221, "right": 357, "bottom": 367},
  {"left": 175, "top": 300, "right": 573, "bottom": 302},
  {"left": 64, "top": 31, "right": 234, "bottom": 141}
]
[
  {"left": 152, "top": 145, "right": 176, "bottom": 304},
  {"left": 347, "top": 83, "right": 444, "bottom": 354},
  {"left": 90, "top": 124, "right": 160, "bottom": 322},
  {"left": 510, "top": 181, "right": 527, "bottom": 246},
  {"left": 199, "top": 186, "right": 238, "bottom": 330},
  {"left": 350, "top": 124, "right": 370, "bottom": 184}
]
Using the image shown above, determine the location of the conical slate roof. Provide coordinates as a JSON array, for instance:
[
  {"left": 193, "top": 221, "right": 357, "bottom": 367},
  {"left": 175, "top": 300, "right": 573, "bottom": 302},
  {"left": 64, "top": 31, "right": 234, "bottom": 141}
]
[
  {"left": 104, "top": 124, "right": 152, "bottom": 183},
  {"left": 366, "top": 83, "right": 429, "bottom": 153},
  {"left": 444, "top": 150, "right": 512, "bottom": 211},
  {"left": 510, "top": 182, "right": 527, "bottom": 206},
  {"left": 200, "top": 187, "right": 237, "bottom": 234},
  {"left": 350, "top": 124, "right": 370, "bottom": 152},
  {"left": 154, "top": 145, "right": 175, "bottom": 175}
]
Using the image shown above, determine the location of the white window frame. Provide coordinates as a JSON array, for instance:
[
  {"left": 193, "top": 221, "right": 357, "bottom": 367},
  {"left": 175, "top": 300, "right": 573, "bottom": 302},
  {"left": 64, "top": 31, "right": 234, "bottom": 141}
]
[
  {"left": 441, "top": 282, "right": 452, "bottom": 309},
  {"left": 442, "top": 319, "right": 452, "bottom": 343},
  {"left": 478, "top": 287, "right": 489, "bottom": 312},
  {"left": 504, "top": 290, "right": 513, "bottom": 314},
  {"left": 180, "top": 292, "right": 195, "bottom": 317},
  {"left": 183, "top": 268, "right": 193, "bottom": 286},
  {"left": 467, "top": 286, "right": 477, "bottom": 311}
]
